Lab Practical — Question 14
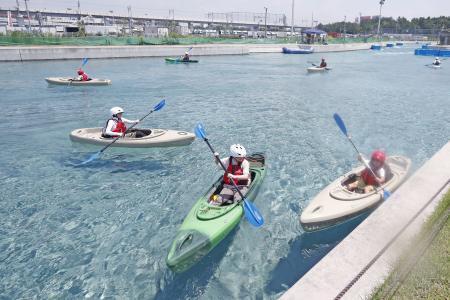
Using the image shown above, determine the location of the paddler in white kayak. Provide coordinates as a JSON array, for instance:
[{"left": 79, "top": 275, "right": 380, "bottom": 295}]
[
  {"left": 101, "top": 106, "right": 148, "bottom": 138},
  {"left": 346, "top": 150, "right": 387, "bottom": 194},
  {"left": 432, "top": 57, "right": 441, "bottom": 66},
  {"left": 74, "top": 69, "right": 91, "bottom": 81},
  {"left": 319, "top": 58, "right": 327, "bottom": 68},
  {"left": 211, "top": 144, "right": 251, "bottom": 205}
]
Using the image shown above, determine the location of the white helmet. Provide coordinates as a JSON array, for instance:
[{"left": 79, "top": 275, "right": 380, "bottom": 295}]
[
  {"left": 110, "top": 106, "right": 124, "bottom": 116},
  {"left": 185, "top": 52, "right": 189, "bottom": 54},
  {"left": 230, "top": 144, "right": 247, "bottom": 157},
  {"left": 435, "top": 57, "right": 439, "bottom": 60}
]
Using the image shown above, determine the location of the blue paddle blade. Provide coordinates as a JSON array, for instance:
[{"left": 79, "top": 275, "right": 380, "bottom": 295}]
[
  {"left": 194, "top": 123, "right": 206, "bottom": 139},
  {"left": 81, "top": 58, "right": 89, "bottom": 67},
  {"left": 383, "top": 189, "right": 391, "bottom": 199},
  {"left": 333, "top": 113, "right": 348, "bottom": 136},
  {"left": 243, "top": 199, "right": 264, "bottom": 227},
  {"left": 79, "top": 151, "right": 100, "bottom": 165},
  {"left": 153, "top": 99, "right": 165, "bottom": 111}
]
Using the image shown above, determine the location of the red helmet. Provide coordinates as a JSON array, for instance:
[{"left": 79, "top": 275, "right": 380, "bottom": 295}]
[
  {"left": 371, "top": 150, "right": 386, "bottom": 163},
  {"left": 77, "top": 69, "right": 84, "bottom": 75}
]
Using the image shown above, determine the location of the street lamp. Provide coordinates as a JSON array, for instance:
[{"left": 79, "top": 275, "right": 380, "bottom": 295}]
[
  {"left": 377, "top": 0, "right": 385, "bottom": 40},
  {"left": 264, "top": 7, "right": 268, "bottom": 38}
]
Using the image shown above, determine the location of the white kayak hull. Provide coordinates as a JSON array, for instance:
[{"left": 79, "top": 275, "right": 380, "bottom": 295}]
[
  {"left": 300, "top": 156, "right": 411, "bottom": 231},
  {"left": 45, "top": 77, "right": 111, "bottom": 86},
  {"left": 307, "top": 66, "right": 331, "bottom": 73},
  {"left": 70, "top": 127, "right": 195, "bottom": 148}
]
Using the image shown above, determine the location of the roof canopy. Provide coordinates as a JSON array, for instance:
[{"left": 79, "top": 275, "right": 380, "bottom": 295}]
[{"left": 303, "top": 29, "right": 327, "bottom": 35}]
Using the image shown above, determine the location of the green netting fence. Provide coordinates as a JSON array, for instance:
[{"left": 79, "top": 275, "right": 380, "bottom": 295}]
[{"left": 0, "top": 34, "right": 388, "bottom": 46}]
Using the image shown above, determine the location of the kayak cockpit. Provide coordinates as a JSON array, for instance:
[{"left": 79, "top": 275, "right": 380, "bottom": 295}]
[{"left": 196, "top": 153, "right": 265, "bottom": 220}]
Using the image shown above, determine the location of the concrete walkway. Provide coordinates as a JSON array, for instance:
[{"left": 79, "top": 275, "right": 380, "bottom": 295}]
[
  {"left": 280, "top": 141, "right": 450, "bottom": 300},
  {"left": 0, "top": 42, "right": 390, "bottom": 61}
]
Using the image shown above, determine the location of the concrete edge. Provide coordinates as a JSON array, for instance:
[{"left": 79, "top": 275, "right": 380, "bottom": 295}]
[
  {"left": 280, "top": 141, "right": 450, "bottom": 300},
  {"left": 0, "top": 41, "right": 414, "bottom": 61}
]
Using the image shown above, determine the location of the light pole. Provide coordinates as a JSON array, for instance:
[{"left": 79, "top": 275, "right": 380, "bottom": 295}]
[
  {"left": 264, "top": 7, "right": 268, "bottom": 38},
  {"left": 291, "top": 0, "right": 294, "bottom": 40},
  {"left": 377, "top": 0, "right": 385, "bottom": 41},
  {"left": 343, "top": 15, "right": 346, "bottom": 42}
]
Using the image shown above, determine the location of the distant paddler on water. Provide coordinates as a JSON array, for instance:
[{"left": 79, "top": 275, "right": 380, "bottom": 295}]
[
  {"left": 307, "top": 58, "right": 332, "bottom": 72},
  {"left": 165, "top": 47, "right": 199, "bottom": 63},
  {"left": 45, "top": 58, "right": 112, "bottom": 86}
]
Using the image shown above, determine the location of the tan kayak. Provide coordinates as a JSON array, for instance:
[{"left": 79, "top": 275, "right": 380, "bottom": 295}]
[
  {"left": 45, "top": 77, "right": 111, "bottom": 86},
  {"left": 300, "top": 156, "right": 411, "bottom": 231},
  {"left": 70, "top": 127, "right": 195, "bottom": 148},
  {"left": 307, "top": 66, "right": 332, "bottom": 73}
]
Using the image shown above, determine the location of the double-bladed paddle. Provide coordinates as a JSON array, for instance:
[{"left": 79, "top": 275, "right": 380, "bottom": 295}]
[
  {"left": 194, "top": 123, "right": 264, "bottom": 227},
  {"left": 333, "top": 113, "right": 391, "bottom": 199},
  {"left": 78, "top": 99, "right": 166, "bottom": 165}
]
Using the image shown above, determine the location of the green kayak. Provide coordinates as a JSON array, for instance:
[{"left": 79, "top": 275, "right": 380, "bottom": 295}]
[
  {"left": 165, "top": 58, "right": 199, "bottom": 63},
  {"left": 166, "top": 153, "right": 266, "bottom": 273}
]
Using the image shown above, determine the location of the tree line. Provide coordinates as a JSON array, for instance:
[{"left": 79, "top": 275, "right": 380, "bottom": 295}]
[{"left": 317, "top": 16, "right": 449, "bottom": 34}]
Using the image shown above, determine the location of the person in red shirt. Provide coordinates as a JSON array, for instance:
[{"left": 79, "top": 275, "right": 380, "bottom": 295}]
[
  {"left": 76, "top": 69, "right": 90, "bottom": 81},
  {"left": 346, "top": 150, "right": 387, "bottom": 193}
]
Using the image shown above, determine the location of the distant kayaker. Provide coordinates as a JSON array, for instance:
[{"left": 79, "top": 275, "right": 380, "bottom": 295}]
[
  {"left": 102, "top": 107, "right": 146, "bottom": 138},
  {"left": 433, "top": 57, "right": 440, "bottom": 66},
  {"left": 346, "top": 150, "right": 387, "bottom": 193},
  {"left": 319, "top": 58, "right": 327, "bottom": 68},
  {"left": 182, "top": 52, "right": 190, "bottom": 62},
  {"left": 211, "top": 144, "right": 251, "bottom": 205},
  {"left": 76, "top": 69, "right": 90, "bottom": 81}
]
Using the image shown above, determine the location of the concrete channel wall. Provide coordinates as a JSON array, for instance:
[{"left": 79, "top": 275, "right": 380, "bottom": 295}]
[
  {"left": 0, "top": 42, "right": 379, "bottom": 61},
  {"left": 280, "top": 141, "right": 450, "bottom": 300}
]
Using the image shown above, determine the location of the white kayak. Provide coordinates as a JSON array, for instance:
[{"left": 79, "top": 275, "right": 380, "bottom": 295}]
[
  {"left": 307, "top": 66, "right": 332, "bottom": 73},
  {"left": 300, "top": 156, "right": 411, "bottom": 231},
  {"left": 431, "top": 64, "right": 441, "bottom": 69},
  {"left": 70, "top": 127, "right": 195, "bottom": 148},
  {"left": 45, "top": 77, "right": 111, "bottom": 86}
]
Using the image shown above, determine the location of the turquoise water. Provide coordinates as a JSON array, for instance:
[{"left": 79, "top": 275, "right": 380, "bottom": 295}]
[{"left": 1, "top": 47, "right": 449, "bottom": 299}]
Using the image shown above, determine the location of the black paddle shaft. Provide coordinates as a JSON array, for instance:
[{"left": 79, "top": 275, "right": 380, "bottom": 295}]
[
  {"left": 202, "top": 138, "right": 247, "bottom": 202},
  {"left": 100, "top": 110, "right": 155, "bottom": 153}
]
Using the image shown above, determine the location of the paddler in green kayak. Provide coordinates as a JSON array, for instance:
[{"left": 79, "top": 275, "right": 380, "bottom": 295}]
[
  {"left": 181, "top": 51, "right": 190, "bottom": 62},
  {"left": 211, "top": 144, "right": 251, "bottom": 205}
]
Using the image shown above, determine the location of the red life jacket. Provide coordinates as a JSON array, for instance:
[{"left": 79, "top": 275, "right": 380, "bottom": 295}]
[
  {"left": 112, "top": 118, "right": 127, "bottom": 133},
  {"left": 223, "top": 157, "right": 248, "bottom": 186},
  {"left": 81, "top": 73, "right": 89, "bottom": 81},
  {"left": 102, "top": 117, "right": 127, "bottom": 137},
  {"left": 361, "top": 167, "right": 383, "bottom": 186}
]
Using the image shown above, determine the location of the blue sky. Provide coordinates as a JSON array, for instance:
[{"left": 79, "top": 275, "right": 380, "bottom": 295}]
[{"left": 2, "top": 0, "right": 449, "bottom": 24}]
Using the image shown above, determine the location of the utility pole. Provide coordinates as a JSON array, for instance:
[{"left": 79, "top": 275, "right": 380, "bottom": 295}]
[
  {"left": 311, "top": 12, "right": 314, "bottom": 28},
  {"left": 377, "top": 0, "right": 386, "bottom": 41},
  {"left": 264, "top": 7, "right": 268, "bottom": 38},
  {"left": 127, "top": 5, "right": 132, "bottom": 36},
  {"left": 291, "top": 0, "right": 294, "bottom": 40},
  {"left": 16, "top": 0, "right": 20, "bottom": 16},
  {"left": 77, "top": 0, "right": 81, "bottom": 20},
  {"left": 343, "top": 15, "right": 346, "bottom": 42},
  {"left": 24, "top": 0, "right": 32, "bottom": 33}
]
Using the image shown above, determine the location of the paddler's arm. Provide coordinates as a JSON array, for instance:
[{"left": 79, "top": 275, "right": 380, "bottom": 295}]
[{"left": 121, "top": 117, "right": 139, "bottom": 124}]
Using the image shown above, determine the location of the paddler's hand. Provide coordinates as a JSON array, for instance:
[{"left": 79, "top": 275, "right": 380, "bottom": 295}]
[
  {"left": 213, "top": 152, "right": 219, "bottom": 157},
  {"left": 227, "top": 173, "right": 235, "bottom": 180}
]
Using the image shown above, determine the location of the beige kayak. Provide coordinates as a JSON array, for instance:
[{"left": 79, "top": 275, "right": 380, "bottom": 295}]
[
  {"left": 45, "top": 77, "right": 111, "bottom": 86},
  {"left": 307, "top": 66, "right": 332, "bottom": 73},
  {"left": 300, "top": 156, "right": 411, "bottom": 231},
  {"left": 70, "top": 127, "right": 195, "bottom": 148}
]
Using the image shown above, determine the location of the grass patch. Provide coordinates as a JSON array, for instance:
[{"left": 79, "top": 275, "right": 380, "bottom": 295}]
[{"left": 371, "top": 189, "right": 450, "bottom": 299}]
